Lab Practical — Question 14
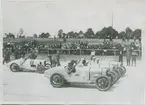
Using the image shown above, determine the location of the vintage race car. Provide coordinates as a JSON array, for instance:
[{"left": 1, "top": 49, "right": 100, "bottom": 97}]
[
  {"left": 44, "top": 59, "right": 126, "bottom": 91},
  {"left": 9, "top": 58, "right": 51, "bottom": 73}
]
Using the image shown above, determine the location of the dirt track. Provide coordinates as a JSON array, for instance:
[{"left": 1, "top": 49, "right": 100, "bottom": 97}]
[{"left": 2, "top": 56, "right": 145, "bottom": 104}]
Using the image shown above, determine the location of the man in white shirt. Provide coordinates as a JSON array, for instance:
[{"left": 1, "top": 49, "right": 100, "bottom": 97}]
[{"left": 90, "top": 50, "right": 95, "bottom": 60}]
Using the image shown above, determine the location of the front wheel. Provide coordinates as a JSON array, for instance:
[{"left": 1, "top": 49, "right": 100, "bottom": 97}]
[
  {"left": 95, "top": 75, "right": 111, "bottom": 91},
  {"left": 50, "top": 73, "right": 64, "bottom": 88},
  {"left": 10, "top": 63, "right": 20, "bottom": 72}
]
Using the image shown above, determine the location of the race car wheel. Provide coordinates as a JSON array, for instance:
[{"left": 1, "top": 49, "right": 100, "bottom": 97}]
[
  {"left": 120, "top": 66, "right": 126, "bottom": 75},
  {"left": 95, "top": 75, "right": 111, "bottom": 91},
  {"left": 113, "top": 69, "right": 121, "bottom": 80},
  {"left": 109, "top": 70, "right": 118, "bottom": 83},
  {"left": 106, "top": 71, "right": 116, "bottom": 85},
  {"left": 10, "top": 63, "right": 20, "bottom": 72},
  {"left": 116, "top": 67, "right": 124, "bottom": 77},
  {"left": 50, "top": 73, "right": 64, "bottom": 88},
  {"left": 37, "top": 65, "right": 45, "bottom": 74}
]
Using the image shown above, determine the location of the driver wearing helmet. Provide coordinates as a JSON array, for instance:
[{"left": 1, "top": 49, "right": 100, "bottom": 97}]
[{"left": 67, "top": 60, "right": 77, "bottom": 74}]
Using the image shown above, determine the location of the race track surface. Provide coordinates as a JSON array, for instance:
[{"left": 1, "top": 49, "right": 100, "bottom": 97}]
[{"left": 2, "top": 56, "right": 145, "bottom": 104}]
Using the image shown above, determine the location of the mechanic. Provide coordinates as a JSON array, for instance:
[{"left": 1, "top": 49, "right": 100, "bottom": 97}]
[
  {"left": 55, "top": 50, "right": 61, "bottom": 66},
  {"left": 131, "top": 49, "right": 138, "bottom": 66}
]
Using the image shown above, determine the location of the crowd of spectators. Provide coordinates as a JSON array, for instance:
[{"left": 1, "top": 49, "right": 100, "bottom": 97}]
[{"left": 3, "top": 38, "right": 141, "bottom": 56}]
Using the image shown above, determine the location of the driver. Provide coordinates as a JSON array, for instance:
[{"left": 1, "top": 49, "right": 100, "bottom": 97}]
[
  {"left": 67, "top": 60, "right": 77, "bottom": 74},
  {"left": 20, "top": 47, "right": 38, "bottom": 67}
]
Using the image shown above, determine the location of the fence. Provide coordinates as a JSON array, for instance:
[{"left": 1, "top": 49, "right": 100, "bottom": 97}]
[{"left": 38, "top": 48, "right": 142, "bottom": 57}]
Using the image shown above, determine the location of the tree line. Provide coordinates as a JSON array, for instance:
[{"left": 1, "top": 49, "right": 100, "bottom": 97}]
[{"left": 4, "top": 26, "right": 141, "bottom": 40}]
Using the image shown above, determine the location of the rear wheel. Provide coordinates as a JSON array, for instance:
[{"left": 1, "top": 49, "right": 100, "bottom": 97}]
[
  {"left": 95, "top": 75, "right": 111, "bottom": 91},
  {"left": 10, "top": 63, "right": 20, "bottom": 72},
  {"left": 50, "top": 73, "right": 64, "bottom": 88}
]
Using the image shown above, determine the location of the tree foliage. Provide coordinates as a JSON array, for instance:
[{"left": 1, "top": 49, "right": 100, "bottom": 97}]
[{"left": 39, "top": 32, "right": 50, "bottom": 38}]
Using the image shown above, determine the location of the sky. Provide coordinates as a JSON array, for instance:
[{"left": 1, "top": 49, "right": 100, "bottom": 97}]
[{"left": 2, "top": 0, "right": 145, "bottom": 37}]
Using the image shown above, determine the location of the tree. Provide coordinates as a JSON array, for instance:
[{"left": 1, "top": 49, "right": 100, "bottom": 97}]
[
  {"left": 107, "top": 26, "right": 118, "bottom": 39},
  {"left": 133, "top": 29, "right": 141, "bottom": 39},
  {"left": 33, "top": 34, "right": 37, "bottom": 38},
  {"left": 125, "top": 27, "right": 133, "bottom": 39},
  {"left": 78, "top": 31, "right": 84, "bottom": 38},
  {"left": 84, "top": 28, "right": 95, "bottom": 38},
  {"left": 18, "top": 28, "right": 24, "bottom": 38},
  {"left": 95, "top": 31, "right": 100, "bottom": 38},
  {"left": 118, "top": 31, "right": 126, "bottom": 41},
  {"left": 39, "top": 32, "right": 50, "bottom": 38},
  {"left": 99, "top": 27, "right": 108, "bottom": 39},
  {"left": 67, "top": 31, "right": 74, "bottom": 38},
  {"left": 57, "top": 29, "right": 63, "bottom": 38},
  {"left": 5, "top": 33, "right": 15, "bottom": 38},
  {"left": 45, "top": 32, "right": 50, "bottom": 38}
]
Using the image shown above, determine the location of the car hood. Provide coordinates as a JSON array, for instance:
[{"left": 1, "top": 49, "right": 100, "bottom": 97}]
[{"left": 45, "top": 65, "right": 65, "bottom": 73}]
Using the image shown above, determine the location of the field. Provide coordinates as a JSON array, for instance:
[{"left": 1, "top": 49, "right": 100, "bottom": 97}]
[{"left": 2, "top": 54, "right": 144, "bottom": 104}]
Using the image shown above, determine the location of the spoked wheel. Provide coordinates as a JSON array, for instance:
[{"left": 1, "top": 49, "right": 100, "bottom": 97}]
[
  {"left": 50, "top": 73, "right": 64, "bottom": 88},
  {"left": 95, "top": 75, "right": 111, "bottom": 91},
  {"left": 10, "top": 63, "right": 20, "bottom": 72},
  {"left": 37, "top": 65, "right": 45, "bottom": 74}
]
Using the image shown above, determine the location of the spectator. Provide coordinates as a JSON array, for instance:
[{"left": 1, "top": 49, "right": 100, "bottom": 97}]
[
  {"left": 118, "top": 46, "right": 123, "bottom": 65},
  {"left": 90, "top": 49, "right": 95, "bottom": 60},
  {"left": 126, "top": 46, "right": 131, "bottom": 66},
  {"left": 131, "top": 49, "right": 138, "bottom": 66},
  {"left": 3, "top": 49, "right": 11, "bottom": 64}
]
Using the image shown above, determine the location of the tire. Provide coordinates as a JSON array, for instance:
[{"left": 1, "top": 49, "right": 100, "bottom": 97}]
[
  {"left": 116, "top": 67, "right": 124, "bottom": 77},
  {"left": 113, "top": 69, "right": 121, "bottom": 80},
  {"left": 95, "top": 75, "right": 111, "bottom": 91},
  {"left": 10, "top": 63, "right": 20, "bottom": 72},
  {"left": 120, "top": 66, "right": 126, "bottom": 75},
  {"left": 106, "top": 71, "right": 116, "bottom": 85},
  {"left": 37, "top": 65, "right": 45, "bottom": 74},
  {"left": 110, "top": 70, "right": 119, "bottom": 83},
  {"left": 50, "top": 73, "right": 64, "bottom": 88}
]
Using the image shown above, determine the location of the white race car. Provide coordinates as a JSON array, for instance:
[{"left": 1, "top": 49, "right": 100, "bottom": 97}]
[
  {"left": 44, "top": 58, "right": 126, "bottom": 91},
  {"left": 9, "top": 58, "right": 51, "bottom": 73}
]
